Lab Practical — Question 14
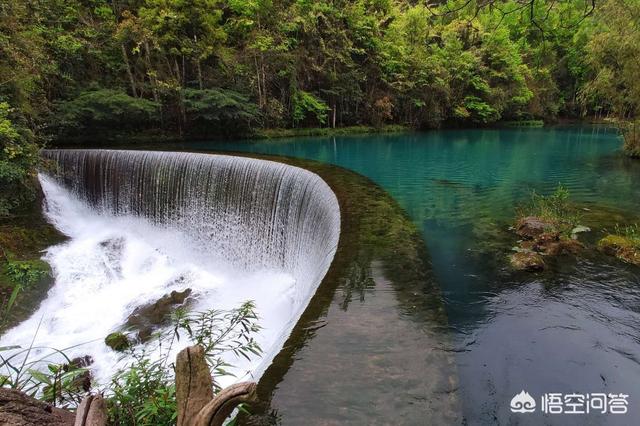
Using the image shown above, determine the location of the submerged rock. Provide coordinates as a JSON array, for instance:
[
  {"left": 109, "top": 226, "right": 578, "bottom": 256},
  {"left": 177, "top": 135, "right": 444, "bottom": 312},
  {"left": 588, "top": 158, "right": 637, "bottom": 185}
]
[
  {"left": 105, "top": 332, "right": 131, "bottom": 352},
  {"left": 598, "top": 235, "right": 640, "bottom": 266},
  {"left": 126, "top": 288, "right": 192, "bottom": 342},
  {"left": 510, "top": 251, "right": 545, "bottom": 271}
]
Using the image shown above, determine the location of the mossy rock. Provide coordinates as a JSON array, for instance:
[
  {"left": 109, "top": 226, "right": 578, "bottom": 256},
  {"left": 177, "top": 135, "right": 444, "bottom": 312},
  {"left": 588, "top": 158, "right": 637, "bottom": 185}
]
[
  {"left": 105, "top": 332, "right": 131, "bottom": 352},
  {"left": 598, "top": 235, "right": 640, "bottom": 266},
  {"left": 510, "top": 251, "right": 545, "bottom": 271}
]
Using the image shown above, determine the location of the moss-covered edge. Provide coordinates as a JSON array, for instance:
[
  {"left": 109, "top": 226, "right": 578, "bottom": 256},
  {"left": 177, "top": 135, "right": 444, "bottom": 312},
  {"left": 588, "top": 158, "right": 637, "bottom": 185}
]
[{"left": 0, "top": 182, "right": 66, "bottom": 332}]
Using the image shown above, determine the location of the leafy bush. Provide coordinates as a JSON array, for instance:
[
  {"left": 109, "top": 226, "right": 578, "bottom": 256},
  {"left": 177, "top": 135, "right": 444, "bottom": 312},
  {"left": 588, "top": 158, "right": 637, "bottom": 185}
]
[
  {"left": 53, "top": 89, "right": 159, "bottom": 136},
  {"left": 5, "top": 260, "right": 48, "bottom": 286},
  {"left": 183, "top": 88, "right": 259, "bottom": 136},
  {"left": 291, "top": 91, "right": 330, "bottom": 127},
  {"left": 0, "top": 102, "right": 39, "bottom": 217}
]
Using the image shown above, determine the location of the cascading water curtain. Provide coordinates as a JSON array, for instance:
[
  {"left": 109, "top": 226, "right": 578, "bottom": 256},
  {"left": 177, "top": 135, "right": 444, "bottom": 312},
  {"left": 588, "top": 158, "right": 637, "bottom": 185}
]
[{"left": 40, "top": 149, "right": 340, "bottom": 378}]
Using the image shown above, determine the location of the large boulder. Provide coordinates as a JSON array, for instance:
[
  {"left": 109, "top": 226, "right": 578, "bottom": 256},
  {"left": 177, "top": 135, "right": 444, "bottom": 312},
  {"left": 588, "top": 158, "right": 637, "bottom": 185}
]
[{"left": 0, "top": 388, "right": 74, "bottom": 425}]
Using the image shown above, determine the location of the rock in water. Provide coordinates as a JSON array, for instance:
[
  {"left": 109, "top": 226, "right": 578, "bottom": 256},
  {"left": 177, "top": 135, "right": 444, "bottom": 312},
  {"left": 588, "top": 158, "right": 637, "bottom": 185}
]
[
  {"left": 126, "top": 288, "right": 192, "bottom": 342},
  {"left": 105, "top": 332, "right": 131, "bottom": 352},
  {"left": 0, "top": 388, "right": 74, "bottom": 425},
  {"left": 516, "top": 216, "right": 554, "bottom": 239},
  {"left": 598, "top": 235, "right": 640, "bottom": 266},
  {"left": 510, "top": 251, "right": 545, "bottom": 271}
]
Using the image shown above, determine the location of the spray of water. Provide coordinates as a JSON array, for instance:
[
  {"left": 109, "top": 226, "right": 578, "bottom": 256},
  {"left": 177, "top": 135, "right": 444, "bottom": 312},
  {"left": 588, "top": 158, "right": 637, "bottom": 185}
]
[{"left": 1, "top": 150, "right": 340, "bottom": 388}]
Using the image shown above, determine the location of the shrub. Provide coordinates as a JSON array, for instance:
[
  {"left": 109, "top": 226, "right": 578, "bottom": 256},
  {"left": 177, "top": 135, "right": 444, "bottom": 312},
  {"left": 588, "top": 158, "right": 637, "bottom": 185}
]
[
  {"left": 53, "top": 89, "right": 159, "bottom": 136},
  {"left": 0, "top": 102, "right": 39, "bottom": 217},
  {"left": 291, "top": 91, "right": 330, "bottom": 127},
  {"left": 183, "top": 88, "right": 259, "bottom": 136},
  {"left": 5, "top": 260, "right": 48, "bottom": 286}
]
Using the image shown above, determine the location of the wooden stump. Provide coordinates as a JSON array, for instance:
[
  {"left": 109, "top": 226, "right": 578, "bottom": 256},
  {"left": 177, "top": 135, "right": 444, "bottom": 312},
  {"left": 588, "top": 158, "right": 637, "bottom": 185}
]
[
  {"left": 176, "top": 345, "right": 257, "bottom": 426},
  {"left": 74, "top": 394, "right": 107, "bottom": 426}
]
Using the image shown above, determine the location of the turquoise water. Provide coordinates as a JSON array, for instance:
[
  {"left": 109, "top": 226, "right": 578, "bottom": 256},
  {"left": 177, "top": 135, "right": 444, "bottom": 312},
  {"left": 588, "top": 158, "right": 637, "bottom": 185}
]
[
  {"left": 199, "top": 127, "right": 639, "bottom": 315},
  {"left": 191, "top": 127, "right": 640, "bottom": 424}
]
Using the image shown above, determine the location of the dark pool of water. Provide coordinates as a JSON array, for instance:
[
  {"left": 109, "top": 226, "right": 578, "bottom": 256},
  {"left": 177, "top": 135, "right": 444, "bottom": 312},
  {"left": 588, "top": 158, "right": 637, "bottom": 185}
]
[{"left": 191, "top": 126, "right": 640, "bottom": 424}]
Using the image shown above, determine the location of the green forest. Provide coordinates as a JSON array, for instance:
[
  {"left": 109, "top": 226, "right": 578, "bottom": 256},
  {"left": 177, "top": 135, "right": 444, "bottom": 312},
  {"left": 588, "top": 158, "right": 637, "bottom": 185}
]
[{"left": 1, "top": 0, "right": 640, "bottom": 216}]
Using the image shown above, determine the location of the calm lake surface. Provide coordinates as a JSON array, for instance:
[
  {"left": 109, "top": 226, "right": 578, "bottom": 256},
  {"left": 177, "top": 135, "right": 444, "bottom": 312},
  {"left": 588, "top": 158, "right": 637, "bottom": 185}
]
[{"left": 192, "top": 127, "right": 640, "bottom": 424}]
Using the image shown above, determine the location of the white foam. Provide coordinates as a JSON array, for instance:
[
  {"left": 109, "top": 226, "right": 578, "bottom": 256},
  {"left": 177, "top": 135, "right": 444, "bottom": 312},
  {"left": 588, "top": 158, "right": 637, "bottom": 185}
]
[{"left": 1, "top": 176, "right": 299, "bottom": 388}]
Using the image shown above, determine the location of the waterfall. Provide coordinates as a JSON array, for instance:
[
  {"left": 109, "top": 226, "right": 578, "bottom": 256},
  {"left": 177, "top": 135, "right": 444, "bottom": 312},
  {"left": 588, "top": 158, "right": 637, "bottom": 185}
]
[{"left": 2, "top": 149, "right": 340, "bottom": 386}]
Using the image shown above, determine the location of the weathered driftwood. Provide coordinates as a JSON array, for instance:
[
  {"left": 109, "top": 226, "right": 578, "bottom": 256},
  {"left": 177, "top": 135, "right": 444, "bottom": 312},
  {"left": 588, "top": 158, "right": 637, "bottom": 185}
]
[
  {"left": 176, "top": 345, "right": 257, "bottom": 426},
  {"left": 74, "top": 394, "right": 107, "bottom": 426}
]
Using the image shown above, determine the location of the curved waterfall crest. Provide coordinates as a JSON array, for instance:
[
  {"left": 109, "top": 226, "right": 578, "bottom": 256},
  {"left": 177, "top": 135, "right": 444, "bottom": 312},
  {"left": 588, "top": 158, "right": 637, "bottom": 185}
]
[
  {"left": 42, "top": 149, "right": 340, "bottom": 282},
  {"left": 39, "top": 149, "right": 340, "bottom": 379}
]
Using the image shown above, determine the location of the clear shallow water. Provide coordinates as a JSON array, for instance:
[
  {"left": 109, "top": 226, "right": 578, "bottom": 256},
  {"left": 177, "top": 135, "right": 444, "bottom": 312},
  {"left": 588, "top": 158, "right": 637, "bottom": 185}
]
[{"left": 190, "top": 127, "right": 640, "bottom": 424}]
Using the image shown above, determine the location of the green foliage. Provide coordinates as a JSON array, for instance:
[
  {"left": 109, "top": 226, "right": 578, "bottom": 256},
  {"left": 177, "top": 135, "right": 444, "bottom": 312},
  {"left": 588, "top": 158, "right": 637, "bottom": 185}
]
[
  {"left": 0, "top": 102, "right": 38, "bottom": 217},
  {"left": 183, "top": 88, "right": 259, "bottom": 135},
  {"left": 0, "top": 320, "right": 87, "bottom": 408},
  {"left": 613, "top": 223, "right": 640, "bottom": 248},
  {"left": 53, "top": 89, "right": 159, "bottom": 136},
  {"left": 1, "top": 259, "right": 48, "bottom": 322},
  {"left": 108, "top": 354, "right": 177, "bottom": 426},
  {"left": 1, "top": 302, "right": 262, "bottom": 423},
  {"left": 579, "top": 0, "right": 640, "bottom": 118},
  {"left": 292, "top": 91, "right": 330, "bottom": 127},
  {"left": 518, "top": 184, "right": 581, "bottom": 236},
  {"left": 2, "top": 0, "right": 639, "bottom": 142},
  {"left": 4, "top": 260, "right": 48, "bottom": 286},
  {"left": 107, "top": 301, "right": 262, "bottom": 425}
]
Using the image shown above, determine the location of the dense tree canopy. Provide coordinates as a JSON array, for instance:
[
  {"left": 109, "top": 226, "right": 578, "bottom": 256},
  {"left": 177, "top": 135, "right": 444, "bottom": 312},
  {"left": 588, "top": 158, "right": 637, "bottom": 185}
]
[{"left": 1, "top": 0, "right": 639, "bottom": 215}]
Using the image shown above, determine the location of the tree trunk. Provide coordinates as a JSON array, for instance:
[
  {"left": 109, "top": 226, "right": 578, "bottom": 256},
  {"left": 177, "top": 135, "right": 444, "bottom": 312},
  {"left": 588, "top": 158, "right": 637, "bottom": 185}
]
[
  {"left": 197, "top": 59, "right": 203, "bottom": 90},
  {"left": 121, "top": 44, "right": 138, "bottom": 98},
  {"left": 254, "top": 55, "right": 263, "bottom": 108},
  {"left": 332, "top": 102, "right": 337, "bottom": 128}
]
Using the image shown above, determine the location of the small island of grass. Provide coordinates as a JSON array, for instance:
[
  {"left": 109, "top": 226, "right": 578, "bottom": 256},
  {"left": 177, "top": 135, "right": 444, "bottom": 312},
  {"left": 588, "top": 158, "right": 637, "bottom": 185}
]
[
  {"left": 598, "top": 224, "right": 640, "bottom": 266},
  {"left": 510, "top": 185, "right": 586, "bottom": 271}
]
